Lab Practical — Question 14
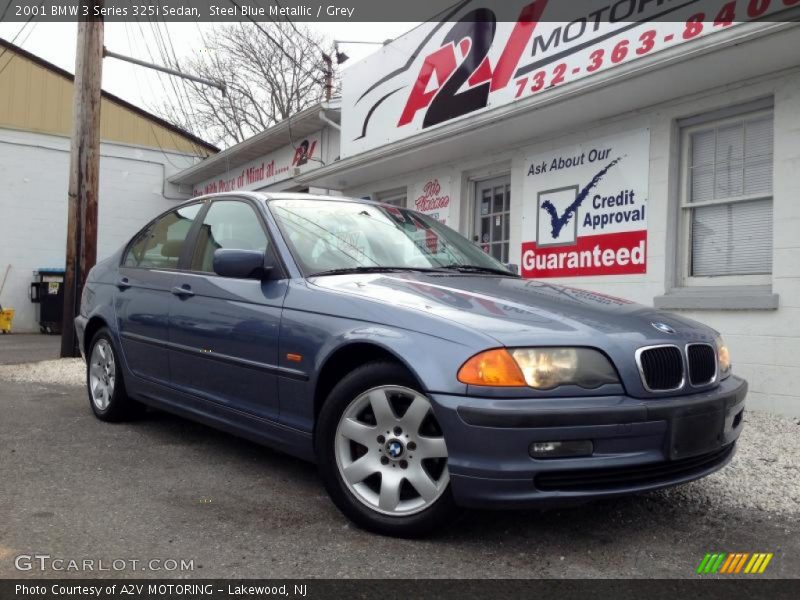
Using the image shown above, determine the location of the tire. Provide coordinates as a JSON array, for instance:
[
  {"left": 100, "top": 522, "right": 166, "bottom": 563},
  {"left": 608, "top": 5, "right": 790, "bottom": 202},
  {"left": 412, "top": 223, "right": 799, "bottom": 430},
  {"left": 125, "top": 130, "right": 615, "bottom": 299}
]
[
  {"left": 86, "top": 327, "right": 145, "bottom": 422},
  {"left": 316, "top": 361, "right": 459, "bottom": 537}
]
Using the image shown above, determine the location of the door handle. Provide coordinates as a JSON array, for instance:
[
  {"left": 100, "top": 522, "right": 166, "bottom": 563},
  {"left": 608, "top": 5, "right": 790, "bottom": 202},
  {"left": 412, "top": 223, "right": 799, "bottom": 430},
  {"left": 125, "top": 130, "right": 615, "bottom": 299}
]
[
  {"left": 171, "top": 285, "right": 194, "bottom": 298},
  {"left": 117, "top": 277, "right": 131, "bottom": 290}
]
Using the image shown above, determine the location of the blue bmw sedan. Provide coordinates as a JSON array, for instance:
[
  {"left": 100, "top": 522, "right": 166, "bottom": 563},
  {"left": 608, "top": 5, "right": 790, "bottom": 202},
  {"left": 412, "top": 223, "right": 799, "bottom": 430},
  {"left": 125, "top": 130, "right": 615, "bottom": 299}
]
[{"left": 76, "top": 192, "right": 746, "bottom": 537}]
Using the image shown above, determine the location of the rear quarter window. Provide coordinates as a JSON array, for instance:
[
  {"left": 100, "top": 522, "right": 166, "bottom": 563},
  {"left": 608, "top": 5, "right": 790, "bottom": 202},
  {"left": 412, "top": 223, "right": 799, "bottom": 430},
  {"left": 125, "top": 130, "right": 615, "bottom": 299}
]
[{"left": 123, "top": 203, "right": 203, "bottom": 269}]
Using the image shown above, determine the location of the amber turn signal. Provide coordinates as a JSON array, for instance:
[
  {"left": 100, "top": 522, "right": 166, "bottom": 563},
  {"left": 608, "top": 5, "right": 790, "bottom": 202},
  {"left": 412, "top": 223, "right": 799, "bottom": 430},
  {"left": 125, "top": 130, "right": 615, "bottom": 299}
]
[{"left": 457, "top": 349, "right": 527, "bottom": 387}]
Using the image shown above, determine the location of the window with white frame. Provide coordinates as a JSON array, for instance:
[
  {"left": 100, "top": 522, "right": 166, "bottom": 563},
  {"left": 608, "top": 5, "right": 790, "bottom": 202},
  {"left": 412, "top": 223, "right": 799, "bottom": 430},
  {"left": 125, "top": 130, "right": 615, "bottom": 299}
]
[{"left": 680, "top": 109, "right": 774, "bottom": 286}]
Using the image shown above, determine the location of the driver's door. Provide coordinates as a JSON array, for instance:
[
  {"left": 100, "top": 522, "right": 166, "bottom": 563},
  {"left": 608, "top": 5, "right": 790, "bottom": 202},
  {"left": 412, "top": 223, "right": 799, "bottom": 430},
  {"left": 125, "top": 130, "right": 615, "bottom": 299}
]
[{"left": 168, "top": 198, "right": 288, "bottom": 421}]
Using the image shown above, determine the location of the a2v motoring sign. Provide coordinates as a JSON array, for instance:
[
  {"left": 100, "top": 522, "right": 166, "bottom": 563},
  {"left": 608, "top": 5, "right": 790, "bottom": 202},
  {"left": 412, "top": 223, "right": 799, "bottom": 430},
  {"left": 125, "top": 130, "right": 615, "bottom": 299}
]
[{"left": 520, "top": 129, "right": 649, "bottom": 278}]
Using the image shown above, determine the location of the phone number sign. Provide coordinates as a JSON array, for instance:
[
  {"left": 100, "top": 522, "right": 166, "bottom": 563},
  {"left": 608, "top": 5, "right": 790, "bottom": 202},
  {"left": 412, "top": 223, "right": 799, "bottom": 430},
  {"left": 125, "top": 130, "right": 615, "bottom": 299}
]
[{"left": 342, "top": 0, "right": 798, "bottom": 157}]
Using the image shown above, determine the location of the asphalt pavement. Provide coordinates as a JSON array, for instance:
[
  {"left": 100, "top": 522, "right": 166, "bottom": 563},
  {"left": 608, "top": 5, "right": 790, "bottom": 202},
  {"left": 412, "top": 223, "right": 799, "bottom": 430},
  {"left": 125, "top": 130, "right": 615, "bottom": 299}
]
[
  {"left": 0, "top": 333, "right": 60, "bottom": 365},
  {"left": 1, "top": 376, "right": 799, "bottom": 579}
]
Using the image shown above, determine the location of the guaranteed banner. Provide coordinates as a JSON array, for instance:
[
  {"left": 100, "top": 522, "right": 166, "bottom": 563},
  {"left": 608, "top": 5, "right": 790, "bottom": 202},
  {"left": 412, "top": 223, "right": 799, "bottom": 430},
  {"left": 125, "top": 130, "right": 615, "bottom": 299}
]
[{"left": 520, "top": 129, "right": 649, "bottom": 279}]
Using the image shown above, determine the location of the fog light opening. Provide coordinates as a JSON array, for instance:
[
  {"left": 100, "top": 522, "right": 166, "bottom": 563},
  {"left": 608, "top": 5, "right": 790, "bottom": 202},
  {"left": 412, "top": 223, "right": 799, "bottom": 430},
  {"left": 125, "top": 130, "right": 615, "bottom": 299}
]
[
  {"left": 529, "top": 440, "right": 593, "bottom": 459},
  {"left": 733, "top": 409, "right": 744, "bottom": 429}
]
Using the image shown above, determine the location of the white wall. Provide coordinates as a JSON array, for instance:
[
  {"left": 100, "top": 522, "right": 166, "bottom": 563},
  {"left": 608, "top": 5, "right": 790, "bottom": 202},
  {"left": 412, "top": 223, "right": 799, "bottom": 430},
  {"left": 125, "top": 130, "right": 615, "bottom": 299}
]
[
  {"left": 0, "top": 128, "right": 200, "bottom": 332},
  {"left": 345, "top": 68, "right": 800, "bottom": 416}
]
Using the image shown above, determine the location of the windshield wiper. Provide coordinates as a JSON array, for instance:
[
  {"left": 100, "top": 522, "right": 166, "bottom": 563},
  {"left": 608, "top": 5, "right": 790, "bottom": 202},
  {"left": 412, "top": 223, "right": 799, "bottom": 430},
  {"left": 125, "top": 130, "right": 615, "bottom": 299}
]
[
  {"left": 438, "top": 264, "right": 517, "bottom": 277},
  {"left": 309, "top": 266, "right": 412, "bottom": 277},
  {"left": 309, "top": 265, "right": 516, "bottom": 277}
]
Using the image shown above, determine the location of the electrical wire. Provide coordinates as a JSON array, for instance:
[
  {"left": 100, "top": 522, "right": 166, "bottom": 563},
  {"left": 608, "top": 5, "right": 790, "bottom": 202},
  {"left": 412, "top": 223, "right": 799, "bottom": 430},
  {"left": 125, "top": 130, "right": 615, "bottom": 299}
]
[
  {"left": 133, "top": 17, "right": 210, "bottom": 157},
  {"left": 0, "top": 13, "right": 35, "bottom": 61},
  {"left": 226, "top": 0, "right": 324, "bottom": 85},
  {"left": 121, "top": 20, "right": 210, "bottom": 160},
  {"left": 0, "top": 0, "right": 13, "bottom": 22},
  {"left": 0, "top": 16, "right": 37, "bottom": 78}
]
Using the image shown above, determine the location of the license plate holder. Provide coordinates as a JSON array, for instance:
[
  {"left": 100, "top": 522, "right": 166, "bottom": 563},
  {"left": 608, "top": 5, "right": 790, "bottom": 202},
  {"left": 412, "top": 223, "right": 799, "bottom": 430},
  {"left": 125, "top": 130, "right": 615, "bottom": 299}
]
[{"left": 670, "top": 408, "right": 724, "bottom": 460}]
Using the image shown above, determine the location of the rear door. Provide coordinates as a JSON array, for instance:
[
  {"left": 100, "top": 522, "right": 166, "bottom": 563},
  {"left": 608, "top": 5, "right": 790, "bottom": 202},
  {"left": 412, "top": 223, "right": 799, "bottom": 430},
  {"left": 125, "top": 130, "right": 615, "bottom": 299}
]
[
  {"left": 116, "top": 202, "right": 205, "bottom": 385},
  {"left": 167, "top": 197, "right": 288, "bottom": 421}
]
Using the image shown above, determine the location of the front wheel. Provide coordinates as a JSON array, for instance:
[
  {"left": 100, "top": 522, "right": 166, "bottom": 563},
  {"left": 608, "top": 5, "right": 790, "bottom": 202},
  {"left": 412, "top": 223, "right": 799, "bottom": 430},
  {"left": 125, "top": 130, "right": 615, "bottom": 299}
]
[{"left": 316, "top": 361, "right": 458, "bottom": 537}]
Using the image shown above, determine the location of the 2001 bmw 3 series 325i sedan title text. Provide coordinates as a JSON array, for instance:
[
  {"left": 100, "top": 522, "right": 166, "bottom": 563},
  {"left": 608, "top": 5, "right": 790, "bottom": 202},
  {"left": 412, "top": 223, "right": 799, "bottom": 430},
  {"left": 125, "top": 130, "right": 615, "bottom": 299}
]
[{"left": 75, "top": 193, "right": 746, "bottom": 537}]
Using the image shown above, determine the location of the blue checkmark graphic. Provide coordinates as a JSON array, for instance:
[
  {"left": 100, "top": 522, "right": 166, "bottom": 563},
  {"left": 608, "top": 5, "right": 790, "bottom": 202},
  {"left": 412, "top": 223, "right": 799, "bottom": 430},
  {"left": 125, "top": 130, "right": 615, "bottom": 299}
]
[{"left": 540, "top": 156, "right": 623, "bottom": 239}]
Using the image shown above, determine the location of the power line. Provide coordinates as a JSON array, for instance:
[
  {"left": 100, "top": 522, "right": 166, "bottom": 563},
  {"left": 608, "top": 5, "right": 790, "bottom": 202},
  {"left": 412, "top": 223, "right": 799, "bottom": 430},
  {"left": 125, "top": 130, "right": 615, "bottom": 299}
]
[
  {"left": 134, "top": 16, "right": 211, "bottom": 155},
  {"left": 148, "top": 19, "right": 193, "bottom": 126},
  {"left": 155, "top": 20, "right": 198, "bottom": 125},
  {"left": 0, "top": 16, "right": 38, "bottom": 78},
  {"left": 0, "top": 13, "right": 35, "bottom": 61},
  {"left": 226, "top": 0, "right": 324, "bottom": 85},
  {"left": 120, "top": 19, "right": 214, "bottom": 158},
  {"left": 0, "top": 0, "right": 13, "bottom": 22},
  {"left": 120, "top": 21, "right": 209, "bottom": 160}
]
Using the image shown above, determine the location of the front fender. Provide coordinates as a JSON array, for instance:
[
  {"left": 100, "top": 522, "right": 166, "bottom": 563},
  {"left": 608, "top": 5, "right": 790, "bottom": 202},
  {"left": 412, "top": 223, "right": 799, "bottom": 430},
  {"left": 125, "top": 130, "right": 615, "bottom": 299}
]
[{"left": 276, "top": 307, "right": 478, "bottom": 434}]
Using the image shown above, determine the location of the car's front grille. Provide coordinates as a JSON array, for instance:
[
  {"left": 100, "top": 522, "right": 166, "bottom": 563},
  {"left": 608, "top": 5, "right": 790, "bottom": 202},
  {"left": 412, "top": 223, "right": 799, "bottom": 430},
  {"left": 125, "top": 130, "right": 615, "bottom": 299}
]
[
  {"left": 687, "top": 343, "right": 717, "bottom": 386},
  {"left": 534, "top": 444, "right": 735, "bottom": 492},
  {"left": 637, "top": 345, "right": 684, "bottom": 391}
]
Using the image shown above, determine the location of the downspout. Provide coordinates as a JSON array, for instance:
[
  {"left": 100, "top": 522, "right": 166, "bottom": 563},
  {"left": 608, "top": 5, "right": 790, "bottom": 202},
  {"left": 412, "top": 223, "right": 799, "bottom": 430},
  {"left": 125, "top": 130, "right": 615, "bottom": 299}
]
[{"left": 318, "top": 109, "right": 341, "bottom": 131}]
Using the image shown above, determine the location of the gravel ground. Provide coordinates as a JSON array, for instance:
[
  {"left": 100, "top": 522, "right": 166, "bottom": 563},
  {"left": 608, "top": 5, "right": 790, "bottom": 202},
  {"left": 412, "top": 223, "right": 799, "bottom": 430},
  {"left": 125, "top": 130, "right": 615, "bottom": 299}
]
[
  {"left": 2, "top": 363, "right": 799, "bottom": 579},
  {"left": 658, "top": 410, "right": 800, "bottom": 515},
  {"left": 2, "top": 358, "right": 799, "bottom": 518},
  {"left": 0, "top": 357, "right": 85, "bottom": 387}
]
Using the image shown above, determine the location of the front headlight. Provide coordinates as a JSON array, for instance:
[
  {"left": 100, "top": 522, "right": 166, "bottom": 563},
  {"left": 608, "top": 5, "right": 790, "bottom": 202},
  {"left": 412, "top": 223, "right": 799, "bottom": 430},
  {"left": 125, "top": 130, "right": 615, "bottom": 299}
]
[
  {"left": 458, "top": 347, "right": 619, "bottom": 390},
  {"left": 715, "top": 335, "right": 731, "bottom": 379}
]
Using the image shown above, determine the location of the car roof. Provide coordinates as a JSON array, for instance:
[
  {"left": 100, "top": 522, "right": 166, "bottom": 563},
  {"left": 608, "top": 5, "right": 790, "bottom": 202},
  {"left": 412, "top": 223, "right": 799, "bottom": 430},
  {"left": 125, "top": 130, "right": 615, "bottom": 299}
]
[{"left": 186, "top": 191, "right": 388, "bottom": 207}]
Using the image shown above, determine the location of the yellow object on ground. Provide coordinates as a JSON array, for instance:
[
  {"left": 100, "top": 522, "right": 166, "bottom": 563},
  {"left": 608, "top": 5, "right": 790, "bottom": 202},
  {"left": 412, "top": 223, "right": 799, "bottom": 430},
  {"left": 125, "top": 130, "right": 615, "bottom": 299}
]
[{"left": 0, "top": 308, "right": 14, "bottom": 333}]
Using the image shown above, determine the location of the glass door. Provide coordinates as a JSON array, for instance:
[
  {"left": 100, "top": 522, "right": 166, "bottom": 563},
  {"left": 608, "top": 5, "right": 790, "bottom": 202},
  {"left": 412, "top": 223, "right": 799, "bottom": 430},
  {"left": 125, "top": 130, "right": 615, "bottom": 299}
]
[{"left": 474, "top": 176, "right": 511, "bottom": 263}]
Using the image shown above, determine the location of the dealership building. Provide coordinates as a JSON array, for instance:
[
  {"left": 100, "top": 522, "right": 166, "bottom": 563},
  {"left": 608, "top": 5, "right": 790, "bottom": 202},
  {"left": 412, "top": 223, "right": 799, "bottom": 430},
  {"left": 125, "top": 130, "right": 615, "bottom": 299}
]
[{"left": 290, "top": 8, "right": 800, "bottom": 415}]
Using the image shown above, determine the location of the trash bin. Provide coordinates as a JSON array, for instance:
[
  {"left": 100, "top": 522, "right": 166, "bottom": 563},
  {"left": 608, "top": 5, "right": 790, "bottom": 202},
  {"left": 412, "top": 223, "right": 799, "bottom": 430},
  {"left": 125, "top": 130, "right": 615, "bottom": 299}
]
[{"left": 30, "top": 268, "right": 66, "bottom": 334}]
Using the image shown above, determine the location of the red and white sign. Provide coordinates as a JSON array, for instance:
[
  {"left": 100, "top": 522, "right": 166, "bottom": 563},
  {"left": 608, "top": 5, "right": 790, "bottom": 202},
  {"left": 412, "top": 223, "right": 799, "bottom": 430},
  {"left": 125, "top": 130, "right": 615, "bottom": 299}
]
[
  {"left": 192, "top": 135, "right": 320, "bottom": 196},
  {"left": 341, "top": 0, "right": 793, "bottom": 157},
  {"left": 410, "top": 176, "right": 452, "bottom": 225},
  {"left": 520, "top": 129, "right": 649, "bottom": 278}
]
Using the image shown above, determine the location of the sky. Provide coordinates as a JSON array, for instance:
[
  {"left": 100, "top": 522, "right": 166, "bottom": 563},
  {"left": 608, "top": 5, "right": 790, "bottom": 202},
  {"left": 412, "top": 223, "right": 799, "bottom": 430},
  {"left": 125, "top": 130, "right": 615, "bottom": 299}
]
[{"left": 0, "top": 20, "right": 417, "bottom": 141}]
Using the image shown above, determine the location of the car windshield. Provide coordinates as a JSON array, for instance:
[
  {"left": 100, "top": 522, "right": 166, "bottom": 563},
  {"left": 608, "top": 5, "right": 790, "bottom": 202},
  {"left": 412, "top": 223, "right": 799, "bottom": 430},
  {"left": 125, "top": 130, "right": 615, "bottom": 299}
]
[{"left": 269, "top": 198, "right": 514, "bottom": 277}]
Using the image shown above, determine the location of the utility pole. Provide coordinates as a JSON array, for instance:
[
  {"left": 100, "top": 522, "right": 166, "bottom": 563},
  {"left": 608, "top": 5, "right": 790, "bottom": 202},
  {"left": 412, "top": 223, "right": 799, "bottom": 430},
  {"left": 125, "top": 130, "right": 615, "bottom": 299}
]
[
  {"left": 61, "top": 1, "right": 104, "bottom": 358},
  {"left": 321, "top": 53, "right": 333, "bottom": 101}
]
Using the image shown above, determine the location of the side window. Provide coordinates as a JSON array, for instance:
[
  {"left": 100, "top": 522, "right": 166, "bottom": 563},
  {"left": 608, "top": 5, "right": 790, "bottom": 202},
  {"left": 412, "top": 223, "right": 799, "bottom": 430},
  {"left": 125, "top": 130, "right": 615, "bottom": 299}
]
[
  {"left": 123, "top": 203, "right": 203, "bottom": 269},
  {"left": 191, "top": 200, "right": 270, "bottom": 273}
]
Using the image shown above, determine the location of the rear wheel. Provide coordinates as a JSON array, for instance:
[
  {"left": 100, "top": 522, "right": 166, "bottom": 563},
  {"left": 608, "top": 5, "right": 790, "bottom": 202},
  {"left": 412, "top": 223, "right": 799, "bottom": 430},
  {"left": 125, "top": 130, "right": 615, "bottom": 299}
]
[
  {"left": 316, "top": 361, "right": 458, "bottom": 537},
  {"left": 87, "top": 328, "right": 144, "bottom": 422}
]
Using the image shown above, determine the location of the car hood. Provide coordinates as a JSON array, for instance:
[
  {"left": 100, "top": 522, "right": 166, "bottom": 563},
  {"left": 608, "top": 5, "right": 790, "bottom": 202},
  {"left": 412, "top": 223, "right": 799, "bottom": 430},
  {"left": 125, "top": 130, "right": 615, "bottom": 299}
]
[{"left": 308, "top": 272, "right": 715, "bottom": 348}]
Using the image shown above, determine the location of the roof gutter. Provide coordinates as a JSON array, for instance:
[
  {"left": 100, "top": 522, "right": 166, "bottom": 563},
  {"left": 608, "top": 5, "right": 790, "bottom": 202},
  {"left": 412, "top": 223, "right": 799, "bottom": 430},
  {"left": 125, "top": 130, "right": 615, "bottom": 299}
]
[{"left": 318, "top": 109, "right": 341, "bottom": 131}]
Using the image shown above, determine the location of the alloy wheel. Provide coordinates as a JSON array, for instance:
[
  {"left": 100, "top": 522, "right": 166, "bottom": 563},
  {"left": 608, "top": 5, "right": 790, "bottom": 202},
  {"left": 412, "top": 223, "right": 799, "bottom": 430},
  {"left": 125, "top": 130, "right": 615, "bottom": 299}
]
[
  {"left": 89, "top": 339, "right": 116, "bottom": 411},
  {"left": 334, "top": 385, "right": 449, "bottom": 516}
]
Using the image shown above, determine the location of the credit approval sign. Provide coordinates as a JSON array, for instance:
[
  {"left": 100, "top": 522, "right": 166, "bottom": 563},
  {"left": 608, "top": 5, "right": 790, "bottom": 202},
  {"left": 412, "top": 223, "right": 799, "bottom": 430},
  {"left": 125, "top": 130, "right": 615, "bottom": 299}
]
[{"left": 520, "top": 129, "right": 649, "bottom": 279}]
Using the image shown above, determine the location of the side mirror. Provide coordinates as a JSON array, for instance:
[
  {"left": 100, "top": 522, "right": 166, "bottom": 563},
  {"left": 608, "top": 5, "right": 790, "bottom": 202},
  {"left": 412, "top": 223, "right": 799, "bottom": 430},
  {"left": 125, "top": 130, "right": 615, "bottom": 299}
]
[
  {"left": 213, "top": 249, "right": 274, "bottom": 280},
  {"left": 504, "top": 263, "right": 519, "bottom": 275}
]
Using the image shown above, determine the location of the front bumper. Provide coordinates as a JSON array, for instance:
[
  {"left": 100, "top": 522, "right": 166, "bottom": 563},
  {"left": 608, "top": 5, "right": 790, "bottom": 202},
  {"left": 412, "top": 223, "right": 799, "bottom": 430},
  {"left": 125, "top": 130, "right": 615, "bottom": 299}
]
[{"left": 431, "top": 376, "right": 747, "bottom": 508}]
